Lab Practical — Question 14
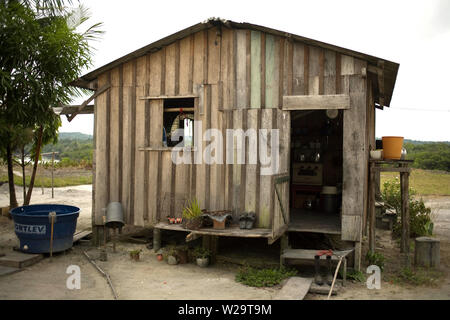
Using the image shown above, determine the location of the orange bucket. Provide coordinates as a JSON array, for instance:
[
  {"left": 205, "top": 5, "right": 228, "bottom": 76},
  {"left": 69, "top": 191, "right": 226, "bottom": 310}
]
[{"left": 382, "top": 136, "right": 404, "bottom": 160}]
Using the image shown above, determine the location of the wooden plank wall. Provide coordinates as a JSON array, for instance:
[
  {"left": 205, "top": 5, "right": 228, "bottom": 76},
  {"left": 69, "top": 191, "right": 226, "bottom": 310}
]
[{"left": 93, "top": 26, "right": 368, "bottom": 238}]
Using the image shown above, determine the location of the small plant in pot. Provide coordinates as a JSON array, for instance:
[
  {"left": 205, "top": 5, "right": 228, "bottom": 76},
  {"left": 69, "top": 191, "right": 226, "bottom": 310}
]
[
  {"left": 182, "top": 198, "right": 203, "bottom": 230},
  {"left": 193, "top": 247, "right": 211, "bottom": 267},
  {"left": 129, "top": 249, "right": 142, "bottom": 261},
  {"left": 166, "top": 246, "right": 179, "bottom": 265}
]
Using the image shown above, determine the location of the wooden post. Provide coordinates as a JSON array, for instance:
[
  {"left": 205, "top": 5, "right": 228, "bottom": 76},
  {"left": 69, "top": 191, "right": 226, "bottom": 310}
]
[
  {"left": 400, "top": 168, "right": 410, "bottom": 266},
  {"left": 368, "top": 162, "right": 376, "bottom": 252},
  {"left": 153, "top": 228, "right": 161, "bottom": 252},
  {"left": 280, "top": 234, "right": 289, "bottom": 267},
  {"left": 203, "top": 235, "right": 218, "bottom": 264}
]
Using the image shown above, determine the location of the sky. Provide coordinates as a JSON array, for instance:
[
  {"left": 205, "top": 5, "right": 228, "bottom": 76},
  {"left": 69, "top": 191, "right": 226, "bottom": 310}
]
[{"left": 60, "top": 0, "right": 450, "bottom": 141}]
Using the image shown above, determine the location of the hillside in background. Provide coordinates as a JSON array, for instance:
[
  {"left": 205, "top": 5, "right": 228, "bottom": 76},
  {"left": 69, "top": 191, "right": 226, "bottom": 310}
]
[
  {"left": 42, "top": 132, "right": 93, "bottom": 163},
  {"left": 58, "top": 132, "right": 93, "bottom": 140}
]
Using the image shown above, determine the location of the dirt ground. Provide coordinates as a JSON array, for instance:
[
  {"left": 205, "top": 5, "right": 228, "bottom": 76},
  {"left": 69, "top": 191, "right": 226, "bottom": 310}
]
[{"left": 0, "top": 184, "right": 449, "bottom": 300}]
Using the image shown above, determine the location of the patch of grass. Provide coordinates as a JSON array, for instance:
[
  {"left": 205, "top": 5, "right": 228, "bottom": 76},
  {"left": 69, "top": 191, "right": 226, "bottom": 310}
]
[
  {"left": 390, "top": 267, "right": 445, "bottom": 287},
  {"left": 366, "top": 251, "right": 385, "bottom": 272},
  {"left": 381, "top": 169, "right": 450, "bottom": 196},
  {"left": 235, "top": 266, "right": 297, "bottom": 287},
  {"left": 0, "top": 174, "right": 92, "bottom": 188},
  {"left": 345, "top": 269, "right": 366, "bottom": 282}
]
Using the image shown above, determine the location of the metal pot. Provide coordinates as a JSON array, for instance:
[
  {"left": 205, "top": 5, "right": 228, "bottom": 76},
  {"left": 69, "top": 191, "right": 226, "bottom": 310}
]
[{"left": 105, "top": 202, "right": 124, "bottom": 228}]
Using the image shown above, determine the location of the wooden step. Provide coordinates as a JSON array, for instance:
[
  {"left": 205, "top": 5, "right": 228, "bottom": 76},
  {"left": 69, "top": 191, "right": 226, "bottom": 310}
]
[
  {"left": 0, "top": 251, "right": 44, "bottom": 269},
  {"left": 309, "top": 282, "right": 340, "bottom": 295},
  {"left": 0, "top": 265, "right": 21, "bottom": 277},
  {"left": 274, "top": 277, "right": 313, "bottom": 300}
]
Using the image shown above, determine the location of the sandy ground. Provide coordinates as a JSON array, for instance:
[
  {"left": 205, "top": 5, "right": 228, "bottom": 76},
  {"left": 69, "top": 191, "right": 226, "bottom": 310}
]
[{"left": 0, "top": 184, "right": 449, "bottom": 300}]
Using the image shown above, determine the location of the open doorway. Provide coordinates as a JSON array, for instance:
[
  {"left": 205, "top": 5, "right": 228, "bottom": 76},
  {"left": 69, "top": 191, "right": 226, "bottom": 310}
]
[{"left": 289, "top": 109, "right": 343, "bottom": 234}]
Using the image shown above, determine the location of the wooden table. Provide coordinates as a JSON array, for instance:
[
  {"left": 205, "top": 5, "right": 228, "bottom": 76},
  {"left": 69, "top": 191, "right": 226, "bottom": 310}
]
[{"left": 368, "top": 159, "right": 413, "bottom": 266}]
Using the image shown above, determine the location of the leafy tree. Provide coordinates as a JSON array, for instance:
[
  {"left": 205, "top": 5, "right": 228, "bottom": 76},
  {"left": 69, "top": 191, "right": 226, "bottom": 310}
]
[{"left": 0, "top": 0, "right": 102, "bottom": 207}]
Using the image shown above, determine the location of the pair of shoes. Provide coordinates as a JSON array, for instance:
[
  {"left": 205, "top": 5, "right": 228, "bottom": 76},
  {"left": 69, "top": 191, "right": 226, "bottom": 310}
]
[
  {"left": 239, "top": 212, "right": 256, "bottom": 229},
  {"left": 239, "top": 213, "right": 247, "bottom": 229},
  {"left": 314, "top": 255, "right": 333, "bottom": 286}
]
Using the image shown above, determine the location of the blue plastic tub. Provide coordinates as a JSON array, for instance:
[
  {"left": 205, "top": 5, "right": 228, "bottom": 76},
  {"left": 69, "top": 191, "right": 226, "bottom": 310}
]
[{"left": 10, "top": 204, "right": 80, "bottom": 254}]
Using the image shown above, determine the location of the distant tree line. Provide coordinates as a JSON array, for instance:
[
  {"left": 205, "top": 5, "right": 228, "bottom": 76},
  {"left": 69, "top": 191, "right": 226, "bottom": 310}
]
[
  {"left": 404, "top": 142, "right": 450, "bottom": 172},
  {"left": 37, "top": 136, "right": 450, "bottom": 172},
  {"left": 42, "top": 135, "right": 93, "bottom": 165}
]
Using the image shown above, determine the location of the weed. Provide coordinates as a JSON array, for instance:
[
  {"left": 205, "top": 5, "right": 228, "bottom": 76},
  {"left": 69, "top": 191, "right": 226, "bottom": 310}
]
[
  {"left": 366, "top": 251, "right": 385, "bottom": 272},
  {"left": 345, "top": 269, "right": 366, "bottom": 282},
  {"left": 391, "top": 267, "right": 444, "bottom": 287},
  {"left": 235, "top": 266, "right": 297, "bottom": 287}
]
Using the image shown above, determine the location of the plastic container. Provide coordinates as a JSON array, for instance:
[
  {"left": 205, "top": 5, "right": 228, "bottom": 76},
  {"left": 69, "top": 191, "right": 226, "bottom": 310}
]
[
  {"left": 321, "top": 186, "right": 338, "bottom": 214},
  {"left": 382, "top": 136, "right": 404, "bottom": 160},
  {"left": 10, "top": 204, "right": 79, "bottom": 253}
]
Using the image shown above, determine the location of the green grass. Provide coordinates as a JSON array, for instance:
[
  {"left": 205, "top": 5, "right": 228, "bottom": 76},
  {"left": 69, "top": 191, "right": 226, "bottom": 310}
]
[
  {"left": 0, "top": 174, "right": 92, "bottom": 188},
  {"left": 381, "top": 169, "right": 450, "bottom": 196},
  {"left": 390, "top": 267, "right": 445, "bottom": 287},
  {"left": 235, "top": 266, "right": 297, "bottom": 287}
]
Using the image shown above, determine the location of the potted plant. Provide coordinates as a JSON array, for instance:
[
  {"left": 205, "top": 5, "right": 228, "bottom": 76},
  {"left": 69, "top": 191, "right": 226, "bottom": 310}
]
[
  {"left": 182, "top": 198, "right": 203, "bottom": 230},
  {"left": 193, "top": 247, "right": 211, "bottom": 267},
  {"left": 156, "top": 249, "right": 164, "bottom": 261},
  {"left": 166, "top": 246, "right": 179, "bottom": 265},
  {"left": 129, "top": 249, "right": 142, "bottom": 261}
]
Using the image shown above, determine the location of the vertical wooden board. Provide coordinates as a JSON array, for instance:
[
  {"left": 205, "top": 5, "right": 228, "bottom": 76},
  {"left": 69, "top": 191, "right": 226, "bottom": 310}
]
[
  {"left": 341, "top": 55, "right": 354, "bottom": 75},
  {"left": 258, "top": 109, "right": 273, "bottom": 228},
  {"left": 121, "top": 62, "right": 133, "bottom": 223},
  {"left": 324, "top": 49, "right": 336, "bottom": 95},
  {"left": 210, "top": 28, "right": 224, "bottom": 210},
  {"left": 193, "top": 31, "right": 205, "bottom": 86},
  {"left": 165, "top": 42, "right": 176, "bottom": 96},
  {"left": 149, "top": 50, "right": 162, "bottom": 96},
  {"left": 277, "top": 109, "right": 290, "bottom": 175},
  {"left": 244, "top": 109, "right": 258, "bottom": 213},
  {"left": 353, "top": 57, "right": 366, "bottom": 76},
  {"left": 192, "top": 31, "right": 206, "bottom": 208},
  {"left": 160, "top": 151, "right": 173, "bottom": 220},
  {"left": 283, "top": 39, "right": 292, "bottom": 96},
  {"left": 133, "top": 57, "right": 146, "bottom": 227},
  {"left": 224, "top": 110, "right": 233, "bottom": 210},
  {"left": 109, "top": 68, "right": 120, "bottom": 202},
  {"left": 174, "top": 152, "right": 188, "bottom": 218},
  {"left": 221, "top": 28, "right": 233, "bottom": 110},
  {"left": 236, "top": 30, "right": 247, "bottom": 109},
  {"left": 148, "top": 100, "right": 163, "bottom": 222},
  {"left": 194, "top": 88, "right": 206, "bottom": 209},
  {"left": 250, "top": 31, "right": 261, "bottom": 109},
  {"left": 265, "top": 34, "right": 280, "bottom": 108},
  {"left": 342, "top": 215, "right": 362, "bottom": 242},
  {"left": 179, "top": 37, "right": 191, "bottom": 95},
  {"left": 308, "top": 46, "right": 320, "bottom": 95},
  {"left": 292, "top": 42, "right": 305, "bottom": 95},
  {"left": 94, "top": 73, "right": 109, "bottom": 225},
  {"left": 341, "top": 75, "right": 366, "bottom": 241},
  {"left": 232, "top": 109, "right": 243, "bottom": 215}
]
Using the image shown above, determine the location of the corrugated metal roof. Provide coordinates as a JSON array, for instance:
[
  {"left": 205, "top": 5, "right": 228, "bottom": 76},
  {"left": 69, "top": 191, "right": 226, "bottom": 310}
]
[{"left": 71, "top": 18, "right": 399, "bottom": 107}]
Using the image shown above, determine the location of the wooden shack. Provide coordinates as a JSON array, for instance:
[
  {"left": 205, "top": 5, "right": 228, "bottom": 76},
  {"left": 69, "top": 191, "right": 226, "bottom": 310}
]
[{"left": 69, "top": 18, "right": 399, "bottom": 268}]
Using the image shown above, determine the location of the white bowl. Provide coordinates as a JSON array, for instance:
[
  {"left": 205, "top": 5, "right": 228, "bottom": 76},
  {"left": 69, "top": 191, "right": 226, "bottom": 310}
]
[{"left": 370, "top": 150, "right": 383, "bottom": 160}]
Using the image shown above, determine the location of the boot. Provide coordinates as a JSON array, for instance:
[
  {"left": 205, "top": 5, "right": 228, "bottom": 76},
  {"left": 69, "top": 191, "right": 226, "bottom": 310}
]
[
  {"left": 326, "top": 255, "right": 333, "bottom": 285},
  {"left": 314, "top": 255, "right": 323, "bottom": 285}
]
